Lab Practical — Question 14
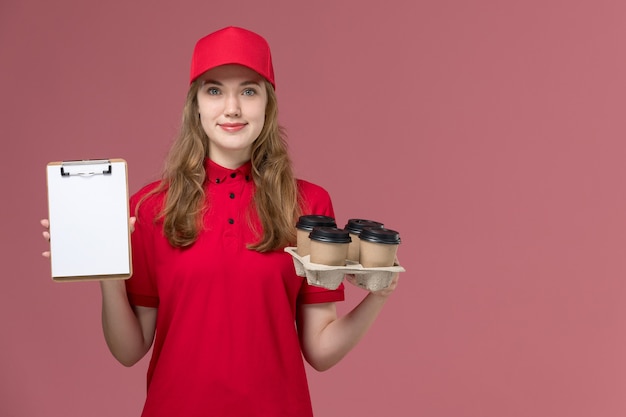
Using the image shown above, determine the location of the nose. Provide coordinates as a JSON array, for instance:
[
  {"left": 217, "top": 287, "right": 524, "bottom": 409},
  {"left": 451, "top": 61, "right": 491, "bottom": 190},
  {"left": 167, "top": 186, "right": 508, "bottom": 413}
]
[{"left": 224, "top": 93, "right": 241, "bottom": 118}]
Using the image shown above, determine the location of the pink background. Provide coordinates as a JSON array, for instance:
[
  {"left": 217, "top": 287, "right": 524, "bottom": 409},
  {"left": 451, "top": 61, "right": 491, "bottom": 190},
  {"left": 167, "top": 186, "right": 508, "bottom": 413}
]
[{"left": 2, "top": 0, "right": 626, "bottom": 416}]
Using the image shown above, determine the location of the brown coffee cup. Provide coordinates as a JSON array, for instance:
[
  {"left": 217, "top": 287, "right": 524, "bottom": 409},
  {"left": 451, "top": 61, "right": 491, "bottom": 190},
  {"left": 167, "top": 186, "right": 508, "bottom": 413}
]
[
  {"left": 308, "top": 227, "right": 351, "bottom": 266},
  {"left": 344, "top": 219, "right": 384, "bottom": 262},
  {"left": 358, "top": 227, "right": 401, "bottom": 268},
  {"left": 295, "top": 215, "right": 336, "bottom": 256}
]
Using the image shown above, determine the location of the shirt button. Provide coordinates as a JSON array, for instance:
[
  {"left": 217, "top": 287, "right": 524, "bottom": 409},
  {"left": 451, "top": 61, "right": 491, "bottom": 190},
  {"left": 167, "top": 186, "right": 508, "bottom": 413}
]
[
  {"left": 230, "top": 173, "right": 236, "bottom": 178},
  {"left": 215, "top": 178, "right": 220, "bottom": 184},
  {"left": 245, "top": 175, "right": 250, "bottom": 182},
  {"left": 228, "top": 218, "right": 234, "bottom": 224},
  {"left": 229, "top": 193, "right": 235, "bottom": 199}
]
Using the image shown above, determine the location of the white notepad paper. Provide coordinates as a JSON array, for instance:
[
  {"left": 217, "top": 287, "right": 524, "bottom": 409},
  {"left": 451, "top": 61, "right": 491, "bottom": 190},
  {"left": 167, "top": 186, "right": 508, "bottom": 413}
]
[{"left": 46, "top": 159, "right": 132, "bottom": 281}]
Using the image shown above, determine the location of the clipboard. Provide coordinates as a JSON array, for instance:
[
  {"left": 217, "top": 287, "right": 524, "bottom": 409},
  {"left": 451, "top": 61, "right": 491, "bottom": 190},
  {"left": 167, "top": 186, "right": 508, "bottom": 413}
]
[{"left": 46, "top": 159, "right": 132, "bottom": 282}]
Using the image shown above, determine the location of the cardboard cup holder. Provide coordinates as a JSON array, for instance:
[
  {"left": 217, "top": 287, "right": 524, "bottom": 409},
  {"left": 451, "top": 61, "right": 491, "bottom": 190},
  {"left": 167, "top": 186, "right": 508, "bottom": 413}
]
[{"left": 284, "top": 247, "right": 405, "bottom": 291}]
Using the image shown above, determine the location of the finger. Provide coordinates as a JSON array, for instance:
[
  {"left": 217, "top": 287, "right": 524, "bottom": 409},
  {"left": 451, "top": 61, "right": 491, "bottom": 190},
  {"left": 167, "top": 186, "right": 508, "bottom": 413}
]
[
  {"left": 42, "top": 251, "right": 50, "bottom": 258},
  {"left": 129, "top": 217, "right": 136, "bottom": 233},
  {"left": 345, "top": 274, "right": 357, "bottom": 285},
  {"left": 42, "top": 231, "right": 50, "bottom": 241},
  {"left": 40, "top": 219, "right": 49, "bottom": 229},
  {"left": 385, "top": 276, "right": 399, "bottom": 292}
]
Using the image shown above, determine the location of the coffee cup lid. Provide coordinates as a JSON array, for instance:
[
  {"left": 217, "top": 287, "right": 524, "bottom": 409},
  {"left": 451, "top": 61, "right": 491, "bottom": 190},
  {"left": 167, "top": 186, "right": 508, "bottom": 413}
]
[
  {"left": 308, "top": 227, "right": 352, "bottom": 243},
  {"left": 359, "top": 227, "right": 401, "bottom": 244},
  {"left": 296, "top": 215, "right": 336, "bottom": 231},
  {"left": 344, "top": 218, "right": 384, "bottom": 234}
]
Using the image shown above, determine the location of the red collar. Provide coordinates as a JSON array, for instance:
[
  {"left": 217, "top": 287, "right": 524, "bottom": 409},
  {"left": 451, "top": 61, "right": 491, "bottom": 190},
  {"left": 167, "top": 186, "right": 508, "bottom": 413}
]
[{"left": 205, "top": 158, "right": 253, "bottom": 184}]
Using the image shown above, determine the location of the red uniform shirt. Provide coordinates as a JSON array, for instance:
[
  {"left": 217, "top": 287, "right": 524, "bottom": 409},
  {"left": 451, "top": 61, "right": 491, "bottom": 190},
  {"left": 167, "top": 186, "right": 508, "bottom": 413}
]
[{"left": 126, "top": 159, "right": 344, "bottom": 417}]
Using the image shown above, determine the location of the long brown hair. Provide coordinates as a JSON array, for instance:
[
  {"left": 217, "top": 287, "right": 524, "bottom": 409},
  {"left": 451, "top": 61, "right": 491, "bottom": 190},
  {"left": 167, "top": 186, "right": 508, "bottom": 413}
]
[{"left": 138, "top": 78, "right": 301, "bottom": 252}]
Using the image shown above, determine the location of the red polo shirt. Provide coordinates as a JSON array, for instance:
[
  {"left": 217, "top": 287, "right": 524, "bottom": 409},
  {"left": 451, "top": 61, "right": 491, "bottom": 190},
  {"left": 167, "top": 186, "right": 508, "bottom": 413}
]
[{"left": 126, "top": 159, "right": 344, "bottom": 417}]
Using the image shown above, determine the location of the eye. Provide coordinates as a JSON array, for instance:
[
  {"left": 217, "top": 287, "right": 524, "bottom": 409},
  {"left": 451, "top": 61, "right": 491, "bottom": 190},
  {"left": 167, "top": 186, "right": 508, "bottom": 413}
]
[
  {"left": 207, "top": 87, "right": 220, "bottom": 95},
  {"left": 242, "top": 88, "right": 256, "bottom": 96}
]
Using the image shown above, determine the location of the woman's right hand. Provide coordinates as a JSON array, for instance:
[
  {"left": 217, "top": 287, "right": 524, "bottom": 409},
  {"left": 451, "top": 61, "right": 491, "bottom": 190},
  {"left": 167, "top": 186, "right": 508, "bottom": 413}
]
[{"left": 40, "top": 217, "right": 136, "bottom": 258}]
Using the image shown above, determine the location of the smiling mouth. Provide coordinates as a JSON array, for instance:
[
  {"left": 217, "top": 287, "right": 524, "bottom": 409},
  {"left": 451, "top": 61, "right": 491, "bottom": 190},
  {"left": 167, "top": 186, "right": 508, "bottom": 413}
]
[{"left": 219, "top": 123, "right": 246, "bottom": 132}]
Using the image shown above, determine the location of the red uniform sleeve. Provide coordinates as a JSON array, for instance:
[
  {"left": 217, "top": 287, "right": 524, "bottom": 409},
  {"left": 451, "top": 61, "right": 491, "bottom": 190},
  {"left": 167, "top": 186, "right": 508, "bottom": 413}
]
[{"left": 125, "top": 183, "right": 161, "bottom": 308}]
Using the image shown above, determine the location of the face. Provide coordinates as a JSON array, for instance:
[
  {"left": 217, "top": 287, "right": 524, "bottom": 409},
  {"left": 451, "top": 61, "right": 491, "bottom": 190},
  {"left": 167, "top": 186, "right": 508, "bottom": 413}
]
[{"left": 197, "top": 64, "right": 268, "bottom": 168}]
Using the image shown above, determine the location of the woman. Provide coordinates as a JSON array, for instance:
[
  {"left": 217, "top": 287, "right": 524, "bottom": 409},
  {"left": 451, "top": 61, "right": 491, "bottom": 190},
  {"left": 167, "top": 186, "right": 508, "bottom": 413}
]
[{"left": 43, "top": 26, "right": 398, "bottom": 417}]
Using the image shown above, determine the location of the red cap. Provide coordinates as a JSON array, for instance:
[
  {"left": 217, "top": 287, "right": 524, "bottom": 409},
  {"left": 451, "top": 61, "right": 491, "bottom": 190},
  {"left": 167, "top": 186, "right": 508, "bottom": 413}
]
[{"left": 189, "top": 26, "right": 275, "bottom": 89}]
